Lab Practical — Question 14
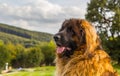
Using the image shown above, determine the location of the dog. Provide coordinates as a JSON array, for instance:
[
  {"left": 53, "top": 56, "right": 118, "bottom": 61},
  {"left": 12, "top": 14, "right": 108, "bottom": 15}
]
[{"left": 54, "top": 19, "right": 118, "bottom": 76}]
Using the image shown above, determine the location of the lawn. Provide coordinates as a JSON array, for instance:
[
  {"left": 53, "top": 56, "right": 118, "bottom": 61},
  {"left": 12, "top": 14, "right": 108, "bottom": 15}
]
[
  {"left": 114, "top": 65, "right": 120, "bottom": 75},
  {"left": 1, "top": 66, "right": 55, "bottom": 76},
  {"left": 1, "top": 65, "right": 120, "bottom": 76}
]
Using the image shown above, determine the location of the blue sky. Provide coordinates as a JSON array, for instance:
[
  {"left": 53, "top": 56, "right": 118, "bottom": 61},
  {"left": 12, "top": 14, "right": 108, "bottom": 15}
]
[{"left": 0, "top": 0, "right": 89, "bottom": 34}]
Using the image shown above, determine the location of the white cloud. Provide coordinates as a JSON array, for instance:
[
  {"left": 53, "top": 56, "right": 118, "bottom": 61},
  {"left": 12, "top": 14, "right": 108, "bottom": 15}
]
[
  {"left": 12, "top": 19, "right": 29, "bottom": 28},
  {"left": 0, "top": 0, "right": 88, "bottom": 34}
]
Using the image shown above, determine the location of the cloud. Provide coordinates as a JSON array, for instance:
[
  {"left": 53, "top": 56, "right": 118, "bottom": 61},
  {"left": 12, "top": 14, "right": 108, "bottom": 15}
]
[{"left": 0, "top": 0, "right": 87, "bottom": 34}]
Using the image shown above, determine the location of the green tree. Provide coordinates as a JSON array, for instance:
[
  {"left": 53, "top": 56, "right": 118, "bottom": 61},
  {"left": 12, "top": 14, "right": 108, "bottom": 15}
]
[
  {"left": 85, "top": 0, "right": 120, "bottom": 64},
  {"left": 26, "top": 47, "right": 44, "bottom": 67},
  {"left": 11, "top": 44, "right": 26, "bottom": 68},
  {"left": 6, "top": 42, "right": 16, "bottom": 59},
  {"left": 0, "top": 41, "right": 11, "bottom": 71},
  {"left": 40, "top": 41, "right": 56, "bottom": 65}
]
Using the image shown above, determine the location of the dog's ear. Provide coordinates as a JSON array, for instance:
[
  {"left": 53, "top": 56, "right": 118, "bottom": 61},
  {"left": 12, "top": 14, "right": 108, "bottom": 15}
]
[
  {"left": 79, "top": 27, "right": 86, "bottom": 45},
  {"left": 80, "top": 20, "right": 101, "bottom": 55}
]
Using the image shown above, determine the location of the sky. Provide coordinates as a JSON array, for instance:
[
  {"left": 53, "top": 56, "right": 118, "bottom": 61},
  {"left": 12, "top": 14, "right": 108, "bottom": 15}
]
[{"left": 0, "top": 0, "right": 90, "bottom": 34}]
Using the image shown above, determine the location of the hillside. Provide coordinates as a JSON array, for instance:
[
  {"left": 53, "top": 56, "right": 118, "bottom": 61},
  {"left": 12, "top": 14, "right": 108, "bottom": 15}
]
[{"left": 0, "top": 23, "right": 53, "bottom": 46}]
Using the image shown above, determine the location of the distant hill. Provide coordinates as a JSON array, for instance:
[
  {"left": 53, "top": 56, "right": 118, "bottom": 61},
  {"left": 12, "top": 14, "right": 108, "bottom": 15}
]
[{"left": 0, "top": 23, "right": 53, "bottom": 46}]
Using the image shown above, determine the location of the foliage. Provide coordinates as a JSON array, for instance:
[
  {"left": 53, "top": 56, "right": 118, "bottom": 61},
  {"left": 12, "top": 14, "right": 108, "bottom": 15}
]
[
  {"left": 11, "top": 45, "right": 45, "bottom": 68},
  {"left": 0, "top": 22, "right": 55, "bottom": 68},
  {"left": 0, "top": 21, "right": 56, "bottom": 69},
  {"left": 0, "top": 40, "right": 56, "bottom": 69},
  {"left": 85, "top": 0, "right": 120, "bottom": 64},
  {"left": 25, "top": 47, "right": 44, "bottom": 67},
  {"left": 86, "top": 0, "right": 120, "bottom": 37},
  {"left": 0, "top": 41, "right": 12, "bottom": 71},
  {"left": 11, "top": 44, "right": 26, "bottom": 68},
  {"left": 40, "top": 40, "right": 56, "bottom": 65},
  {"left": 6, "top": 42, "right": 17, "bottom": 59}
]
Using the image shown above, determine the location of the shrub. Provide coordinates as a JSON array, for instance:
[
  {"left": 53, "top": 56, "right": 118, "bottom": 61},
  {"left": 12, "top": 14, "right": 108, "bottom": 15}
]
[
  {"left": 26, "top": 47, "right": 44, "bottom": 67},
  {"left": 40, "top": 41, "right": 56, "bottom": 65}
]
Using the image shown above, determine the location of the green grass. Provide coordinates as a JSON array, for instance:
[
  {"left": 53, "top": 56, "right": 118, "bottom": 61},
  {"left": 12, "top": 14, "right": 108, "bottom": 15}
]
[
  {"left": 1, "top": 65, "right": 120, "bottom": 76},
  {"left": 1, "top": 66, "right": 55, "bottom": 76},
  {"left": 113, "top": 64, "right": 120, "bottom": 75}
]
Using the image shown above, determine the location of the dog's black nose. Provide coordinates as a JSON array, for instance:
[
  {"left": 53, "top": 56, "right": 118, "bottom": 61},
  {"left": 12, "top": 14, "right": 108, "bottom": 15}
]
[{"left": 54, "top": 34, "right": 61, "bottom": 42}]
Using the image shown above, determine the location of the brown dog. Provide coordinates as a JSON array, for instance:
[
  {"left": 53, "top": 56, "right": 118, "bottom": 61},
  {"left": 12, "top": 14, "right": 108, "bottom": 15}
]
[{"left": 54, "top": 19, "right": 118, "bottom": 76}]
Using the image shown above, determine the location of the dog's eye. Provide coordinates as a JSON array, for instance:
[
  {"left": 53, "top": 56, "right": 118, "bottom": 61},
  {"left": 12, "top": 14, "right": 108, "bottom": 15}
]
[
  {"left": 80, "top": 29, "right": 83, "bottom": 32},
  {"left": 67, "top": 27, "right": 72, "bottom": 32},
  {"left": 80, "top": 29, "right": 85, "bottom": 36},
  {"left": 67, "top": 28, "right": 75, "bottom": 35}
]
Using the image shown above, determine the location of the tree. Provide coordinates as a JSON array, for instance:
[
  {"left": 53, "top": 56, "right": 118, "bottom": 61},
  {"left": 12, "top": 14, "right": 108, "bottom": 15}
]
[
  {"left": 0, "top": 40, "right": 11, "bottom": 71},
  {"left": 11, "top": 44, "right": 26, "bottom": 68},
  {"left": 40, "top": 41, "right": 56, "bottom": 65},
  {"left": 6, "top": 42, "right": 16, "bottom": 59},
  {"left": 26, "top": 47, "right": 44, "bottom": 67},
  {"left": 85, "top": 0, "right": 120, "bottom": 64}
]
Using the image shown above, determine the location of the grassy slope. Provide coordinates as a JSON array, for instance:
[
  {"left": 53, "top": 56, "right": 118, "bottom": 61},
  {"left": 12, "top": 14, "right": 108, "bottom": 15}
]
[
  {"left": 0, "top": 32, "right": 30, "bottom": 42},
  {"left": 0, "top": 23, "right": 53, "bottom": 42},
  {"left": 1, "top": 66, "right": 120, "bottom": 76}
]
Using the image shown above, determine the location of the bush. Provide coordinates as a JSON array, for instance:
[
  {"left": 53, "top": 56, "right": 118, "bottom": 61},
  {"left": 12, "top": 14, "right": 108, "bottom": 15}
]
[
  {"left": 26, "top": 47, "right": 44, "bottom": 67},
  {"left": 12, "top": 45, "right": 44, "bottom": 68},
  {"left": 0, "top": 40, "right": 56, "bottom": 68},
  {"left": 40, "top": 41, "right": 56, "bottom": 65}
]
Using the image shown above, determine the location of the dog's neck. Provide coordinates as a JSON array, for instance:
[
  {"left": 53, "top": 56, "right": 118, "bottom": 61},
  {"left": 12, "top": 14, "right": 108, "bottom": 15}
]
[
  {"left": 56, "top": 47, "right": 87, "bottom": 67},
  {"left": 55, "top": 50, "right": 112, "bottom": 76},
  {"left": 55, "top": 49, "right": 91, "bottom": 76}
]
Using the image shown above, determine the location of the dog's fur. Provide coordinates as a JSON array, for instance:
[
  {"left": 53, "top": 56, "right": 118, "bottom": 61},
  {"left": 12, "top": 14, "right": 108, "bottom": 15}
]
[{"left": 54, "top": 19, "right": 118, "bottom": 76}]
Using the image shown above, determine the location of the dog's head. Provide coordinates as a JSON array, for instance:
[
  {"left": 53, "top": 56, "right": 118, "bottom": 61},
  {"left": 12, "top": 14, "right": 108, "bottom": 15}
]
[{"left": 54, "top": 19, "right": 101, "bottom": 57}]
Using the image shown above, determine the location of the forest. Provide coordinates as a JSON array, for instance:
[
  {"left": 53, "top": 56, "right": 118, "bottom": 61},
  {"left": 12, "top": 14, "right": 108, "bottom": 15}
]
[{"left": 0, "top": 23, "right": 55, "bottom": 72}]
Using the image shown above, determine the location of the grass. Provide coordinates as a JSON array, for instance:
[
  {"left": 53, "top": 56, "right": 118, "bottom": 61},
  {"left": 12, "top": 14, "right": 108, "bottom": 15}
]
[
  {"left": 1, "top": 66, "right": 55, "bottom": 76},
  {"left": 114, "top": 64, "right": 120, "bottom": 75},
  {"left": 1, "top": 65, "right": 120, "bottom": 76}
]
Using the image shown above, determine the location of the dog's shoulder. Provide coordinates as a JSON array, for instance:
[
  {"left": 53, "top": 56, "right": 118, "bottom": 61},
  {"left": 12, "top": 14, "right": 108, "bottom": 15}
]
[{"left": 60, "top": 50, "right": 117, "bottom": 76}]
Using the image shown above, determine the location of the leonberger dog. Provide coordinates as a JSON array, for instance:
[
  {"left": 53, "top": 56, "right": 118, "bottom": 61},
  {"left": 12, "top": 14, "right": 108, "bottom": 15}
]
[{"left": 54, "top": 19, "right": 118, "bottom": 76}]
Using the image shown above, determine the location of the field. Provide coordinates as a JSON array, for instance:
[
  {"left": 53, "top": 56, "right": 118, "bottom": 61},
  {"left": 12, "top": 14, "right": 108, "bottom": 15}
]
[
  {"left": 1, "top": 65, "right": 120, "bottom": 76},
  {"left": 1, "top": 66, "right": 55, "bottom": 76},
  {"left": 114, "top": 65, "right": 120, "bottom": 75}
]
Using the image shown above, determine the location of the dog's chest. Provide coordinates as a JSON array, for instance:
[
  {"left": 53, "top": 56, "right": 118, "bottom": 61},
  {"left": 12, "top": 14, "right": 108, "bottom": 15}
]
[{"left": 56, "top": 52, "right": 112, "bottom": 76}]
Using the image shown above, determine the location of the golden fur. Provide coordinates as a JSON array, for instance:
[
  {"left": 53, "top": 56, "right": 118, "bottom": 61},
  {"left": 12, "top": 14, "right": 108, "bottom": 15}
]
[{"left": 55, "top": 19, "right": 118, "bottom": 76}]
